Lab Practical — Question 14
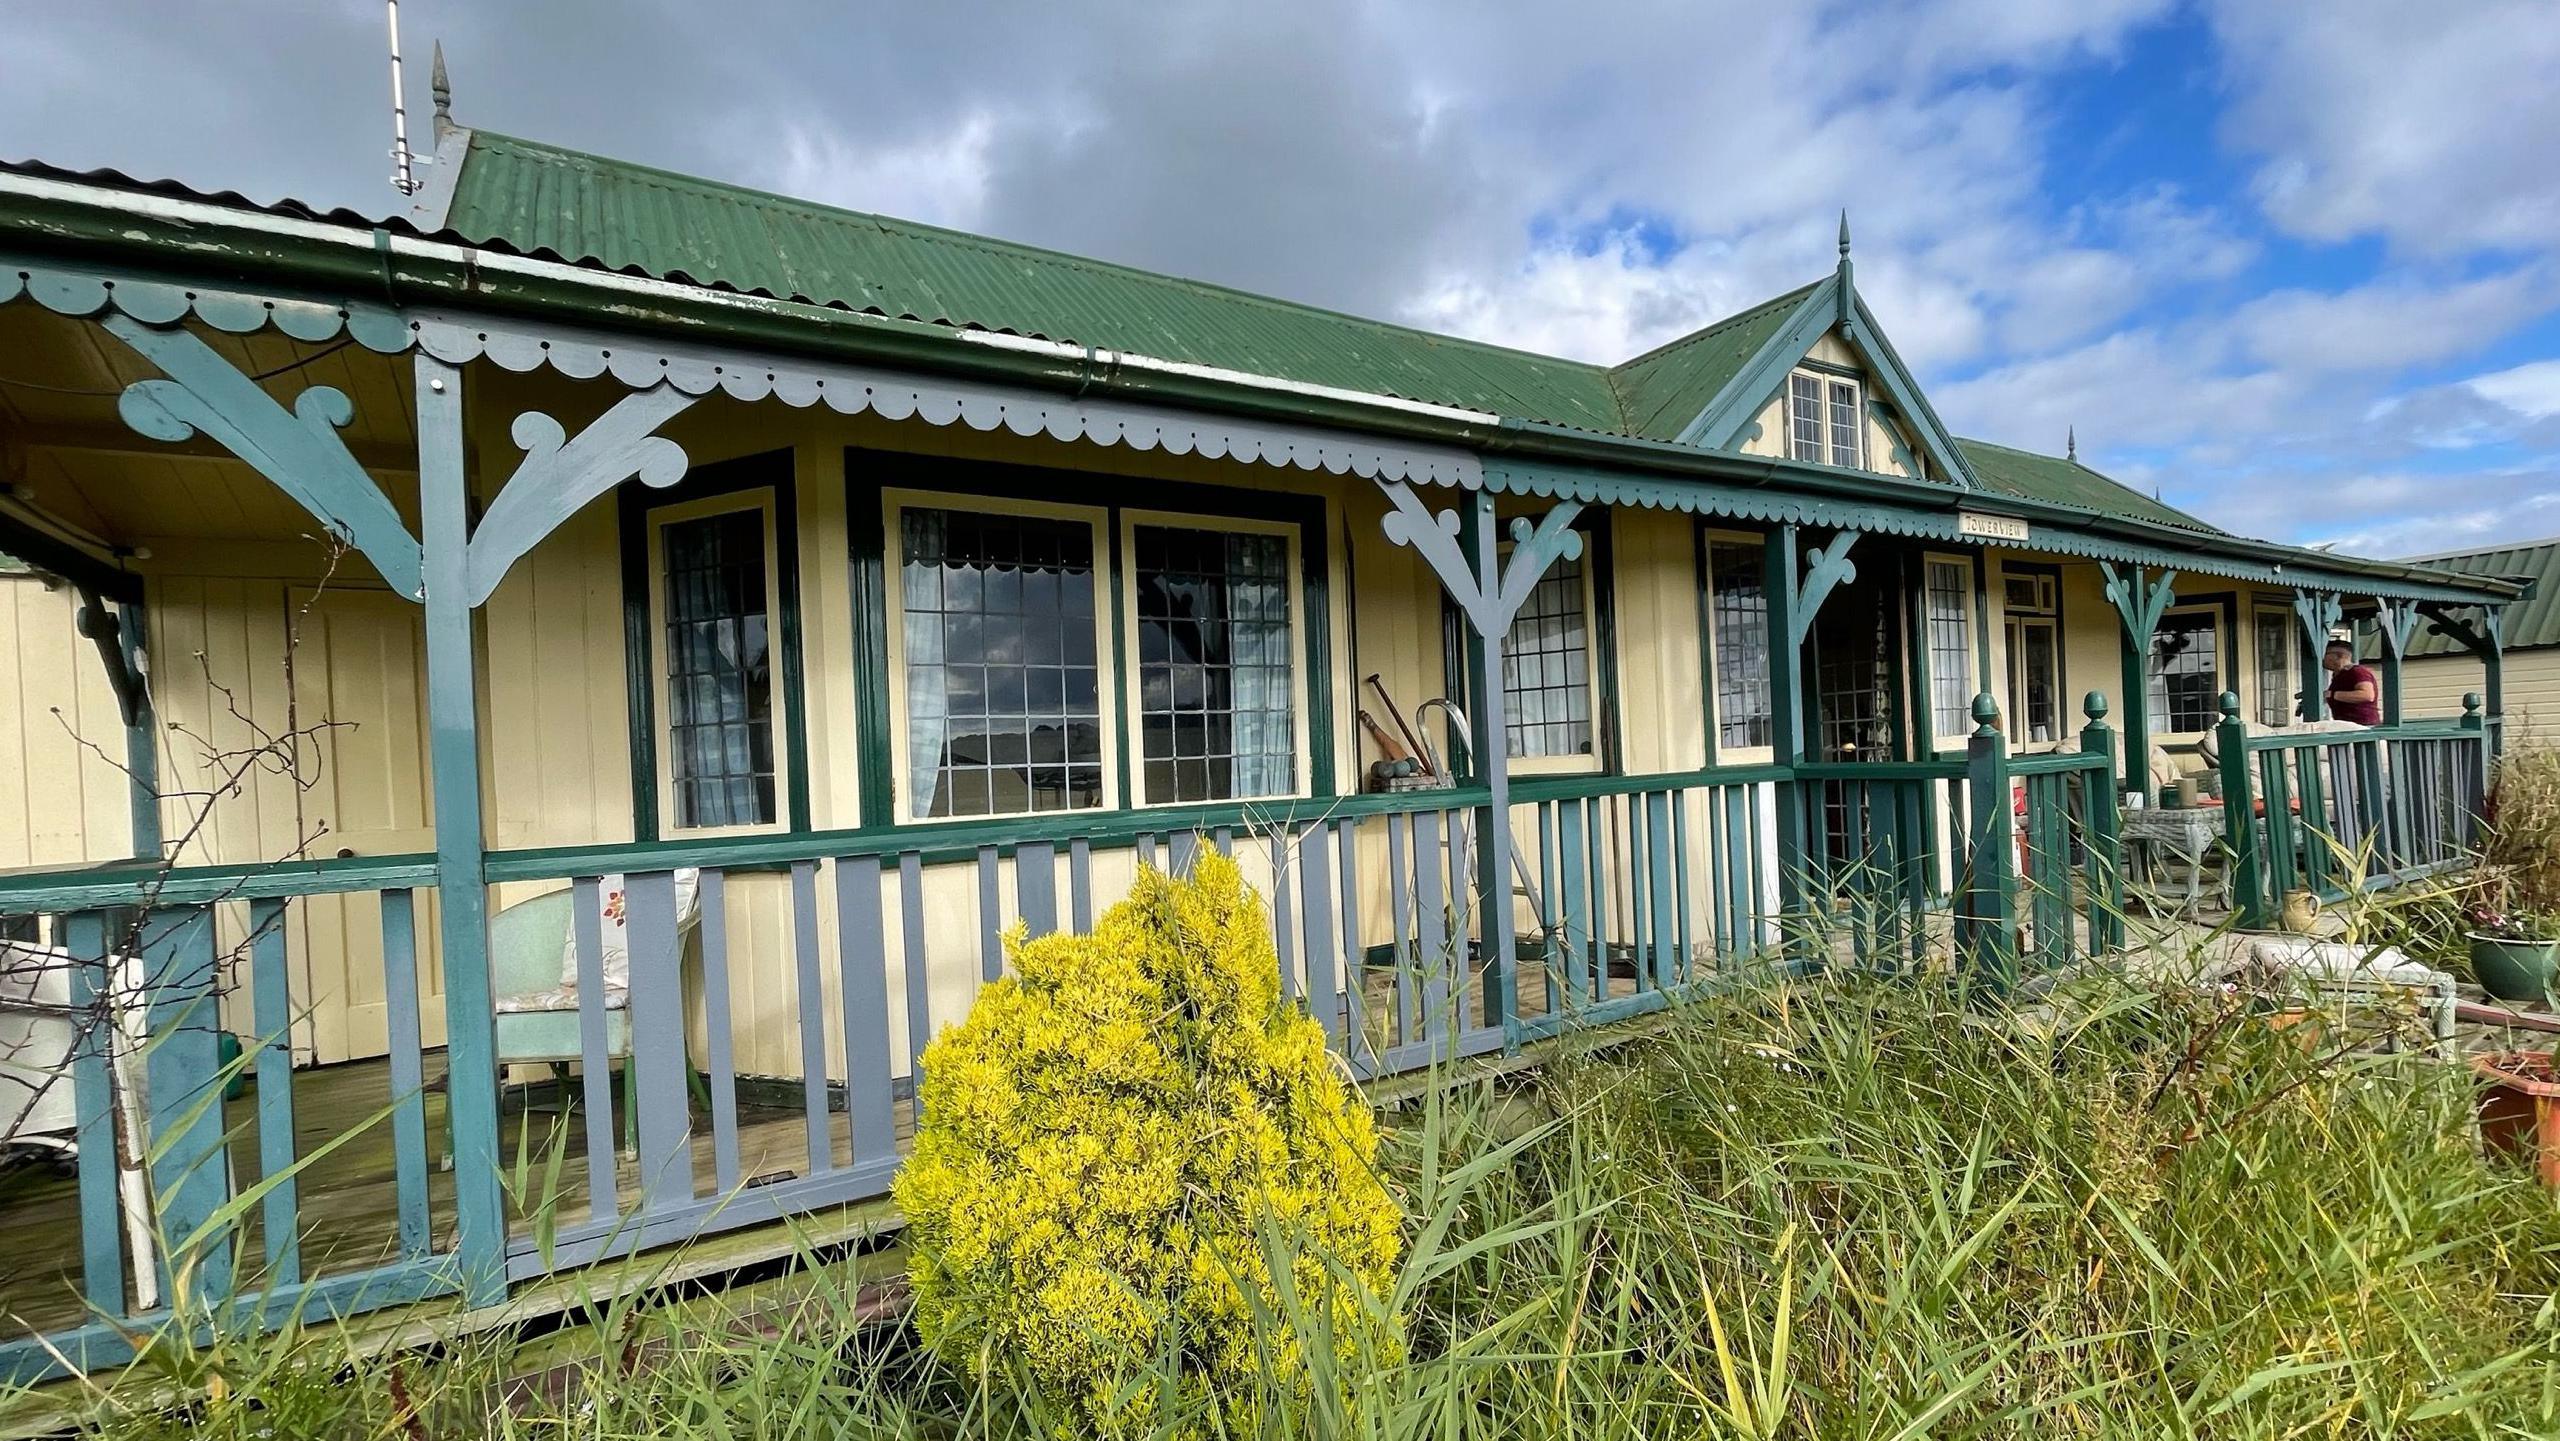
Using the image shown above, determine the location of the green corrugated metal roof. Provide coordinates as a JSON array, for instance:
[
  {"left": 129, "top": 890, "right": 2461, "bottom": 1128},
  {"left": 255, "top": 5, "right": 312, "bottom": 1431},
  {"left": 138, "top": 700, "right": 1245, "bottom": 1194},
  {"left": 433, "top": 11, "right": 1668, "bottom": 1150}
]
[
  {"left": 1605, "top": 284, "right": 1817, "bottom": 442},
  {"left": 438, "top": 131, "right": 2215, "bottom": 528},
  {"left": 2398, "top": 538, "right": 2558, "bottom": 655},
  {"left": 444, "top": 132, "right": 1634, "bottom": 431},
  {"left": 1955, "top": 438, "right": 2221, "bottom": 535}
]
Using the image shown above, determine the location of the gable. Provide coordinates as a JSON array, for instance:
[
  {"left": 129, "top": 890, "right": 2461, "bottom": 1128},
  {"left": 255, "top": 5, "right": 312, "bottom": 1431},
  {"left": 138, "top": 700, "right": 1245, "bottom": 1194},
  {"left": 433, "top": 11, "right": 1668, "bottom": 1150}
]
[{"left": 1729, "top": 330, "right": 1931, "bottom": 481}]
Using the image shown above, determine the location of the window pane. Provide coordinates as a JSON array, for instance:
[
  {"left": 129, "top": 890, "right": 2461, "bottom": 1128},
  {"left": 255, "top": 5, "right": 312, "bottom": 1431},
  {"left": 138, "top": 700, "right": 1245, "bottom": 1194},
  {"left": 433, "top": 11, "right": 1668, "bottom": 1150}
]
[
  {"left": 2147, "top": 611, "right": 2221, "bottom": 734},
  {"left": 1708, "top": 541, "right": 1772, "bottom": 750},
  {"left": 1789, "top": 373, "right": 1825, "bottom": 463},
  {"left": 1828, "top": 380, "right": 1862, "bottom": 469},
  {"left": 2255, "top": 610, "right": 2295, "bottom": 727},
  {"left": 2020, "top": 621, "right": 2059, "bottom": 744},
  {"left": 1925, "top": 560, "right": 1972, "bottom": 739},
  {"left": 902, "top": 507, "right": 1103, "bottom": 819},
  {"left": 1503, "top": 551, "right": 1594, "bottom": 758},
  {"left": 1134, "top": 525, "right": 1297, "bottom": 803},
  {"left": 661, "top": 508, "right": 775, "bottom": 828}
]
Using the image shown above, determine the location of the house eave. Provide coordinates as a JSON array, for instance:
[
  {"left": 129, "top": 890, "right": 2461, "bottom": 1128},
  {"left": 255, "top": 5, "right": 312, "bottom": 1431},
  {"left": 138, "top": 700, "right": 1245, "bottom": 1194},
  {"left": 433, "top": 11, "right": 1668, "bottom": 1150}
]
[{"left": 0, "top": 169, "right": 2520, "bottom": 606}]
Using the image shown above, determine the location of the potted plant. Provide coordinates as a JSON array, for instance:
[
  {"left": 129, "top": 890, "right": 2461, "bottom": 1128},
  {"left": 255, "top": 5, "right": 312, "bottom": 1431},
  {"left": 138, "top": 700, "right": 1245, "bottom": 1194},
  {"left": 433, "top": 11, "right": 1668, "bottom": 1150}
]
[
  {"left": 2464, "top": 901, "right": 2560, "bottom": 1006},
  {"left": 2474, "top": 1051, "right": 2560, "bottom": 1187}
]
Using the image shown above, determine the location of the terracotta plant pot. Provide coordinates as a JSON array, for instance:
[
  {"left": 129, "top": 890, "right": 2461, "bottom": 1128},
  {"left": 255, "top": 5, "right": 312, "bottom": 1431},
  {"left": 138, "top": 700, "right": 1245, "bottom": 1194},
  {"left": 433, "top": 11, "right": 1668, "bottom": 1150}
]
[
  {"left": 2474, "top": 1051, "right": 2560, "bottom": 1187},
  {"left": 2467, "top": 933, "right": 2560, "bottom": 1006}
]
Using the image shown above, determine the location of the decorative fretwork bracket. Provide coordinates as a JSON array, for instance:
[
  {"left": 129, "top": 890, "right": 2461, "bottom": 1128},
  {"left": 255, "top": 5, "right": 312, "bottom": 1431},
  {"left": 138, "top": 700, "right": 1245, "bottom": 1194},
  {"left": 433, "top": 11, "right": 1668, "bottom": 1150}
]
[
  {"left": 73, "top": 588, "right": 148, "bottom": 725},
  {"left": 2373, "top": 599, "right": 2421, "bottom": 661},
  {"left": 103, "top": 315, "right": 426, "bottom": 600},
  {"left": 1377, "top": 481, "right": 1584, "bottom": 638},
  {"left": 464, "top": 389, "right": 697, "bottom": 606},
  {"left": 2291, "top": 589, "right": 2344, "bottom": 652},
  {"left": 2099, "top": 562, "right": 2178, "bottom": 643},
  {"left": 1788, "top": 531, "right": 1861, "bottom": 647},
  {"left": 2418, "top": 601, "right": 2505, "bottom": 660}
]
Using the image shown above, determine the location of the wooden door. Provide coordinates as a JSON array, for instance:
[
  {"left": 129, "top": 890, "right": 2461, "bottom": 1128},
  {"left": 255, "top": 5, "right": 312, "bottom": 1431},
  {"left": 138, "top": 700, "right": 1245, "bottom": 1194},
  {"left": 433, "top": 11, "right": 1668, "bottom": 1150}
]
[{"left": 287, "top": 588, "right": 441, "bottom": 1064}]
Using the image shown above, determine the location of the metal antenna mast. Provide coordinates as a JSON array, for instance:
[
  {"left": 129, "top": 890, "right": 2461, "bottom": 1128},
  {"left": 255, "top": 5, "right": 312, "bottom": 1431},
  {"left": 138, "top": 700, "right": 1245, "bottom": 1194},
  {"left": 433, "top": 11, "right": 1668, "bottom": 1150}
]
[{"left": 386, "top": 0, "right": 420, "bottom": 194}]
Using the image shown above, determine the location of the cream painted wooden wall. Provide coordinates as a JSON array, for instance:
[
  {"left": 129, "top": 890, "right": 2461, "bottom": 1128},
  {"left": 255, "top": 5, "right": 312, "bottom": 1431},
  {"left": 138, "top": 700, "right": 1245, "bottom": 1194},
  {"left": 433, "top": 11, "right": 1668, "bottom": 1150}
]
[
  {"left": 0, "top": 573, "right": 131, "bottom": 869},
  {"left": 2403, "top": 650, "right": 2555, "bottom": 739}
]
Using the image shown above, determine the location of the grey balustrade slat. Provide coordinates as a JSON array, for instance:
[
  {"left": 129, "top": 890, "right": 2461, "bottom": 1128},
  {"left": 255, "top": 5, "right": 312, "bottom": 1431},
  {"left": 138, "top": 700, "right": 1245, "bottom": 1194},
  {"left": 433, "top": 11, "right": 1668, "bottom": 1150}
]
[
  {"left": 1171, "top": 831, "right": 1199, "bottom": 877},
  {"left": 1335, "top": 822, "right": 1367, "bottom": 1065},
  {"left": 1068, "top": 837, "right": 1093, "bottom": 931},
  {"left": 1648, "top": 791, "right": 1676, "bottom": 990},
  {"left": 1387, "top": 811, "right": 1416, "bottom": 1048},
  {"left": 1137, "top": 833, "right": 1158, "bottom": 870},
  {"left": 899, "top": 852, "right": 932, "bottom": 1123},
  {"left": 1272, "top": 830, "right": 1297, "bottom": 1002},
  {"left": 976, "top": 846, "right": 1004, "bottom": 983},
  {"left": 63, "top": 910, "right": 124, "bottom": 1317},
  {"left": 1585, "top": 796, "right": 1608, "bottom": 991},
  {"left": 1213, "top": 826, "right": 1235, "bottom": 858},
  {"left": 1538, "top": 801, "right": 1563, "bottom": 1015},
  {"left": 1629, "top": 793, "right": 1655, "bottom": 989},
  {"left": 1298, "top": 823, "right": 1339, "bottom": 1040},
  {"left": 697, "top": 869, "right": 741, "bottom": 1195},
  {"left": 789, "top": 861, "right": 833, "bottom": 1176},
  {"left": 569, "top": 876, "right": 619, "bottom": 1221},
  {"left": 1703, "top": 787, "right": 1729, "bottom": 956},
  {"left": 1015, "top": 842, "right": 1057, "bottom": 939},
  {"left": 379, "top": 889, "right": 432, "bottom": 1260},
  {"left": 626, "top": 872, "right": 694, "bottom": 1212},
  {"left": 247, "top": 897, "right": 300, "bottom": 1286},
  {"left": 1415, "top": 811, "right": 1449, "bottom": 1054},
  {"left": 1672, "top": 792, "right": 1695, "bottom": 986},
  {"left": 833, "top": 855, "right": 898, "bottom": 1172}
]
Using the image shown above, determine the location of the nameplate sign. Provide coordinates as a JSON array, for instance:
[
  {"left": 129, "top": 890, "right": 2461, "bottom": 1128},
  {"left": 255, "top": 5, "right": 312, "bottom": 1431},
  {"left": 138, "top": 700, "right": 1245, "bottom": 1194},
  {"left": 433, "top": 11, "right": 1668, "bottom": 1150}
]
[{"left": 1957, "top": 511, "right": 2032, "bottom": 543}]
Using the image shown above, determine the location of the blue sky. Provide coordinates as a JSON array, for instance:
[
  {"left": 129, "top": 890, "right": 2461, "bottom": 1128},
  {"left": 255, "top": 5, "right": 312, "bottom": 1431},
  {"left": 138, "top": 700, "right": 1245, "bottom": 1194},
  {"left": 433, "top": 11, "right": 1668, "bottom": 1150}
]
[{"left": 3, "top": 0, "right": 2555, "bottom": 557}]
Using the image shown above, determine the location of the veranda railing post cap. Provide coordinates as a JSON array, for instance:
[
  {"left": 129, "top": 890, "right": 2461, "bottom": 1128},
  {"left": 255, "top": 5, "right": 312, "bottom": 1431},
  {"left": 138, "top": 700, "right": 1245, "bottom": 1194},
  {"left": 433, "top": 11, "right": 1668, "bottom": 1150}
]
[
  {"left": 2220, "top": 691, "right": 2243, "bottom": 721},
  {"left": 1970, "top": 691, "right": 2001, "bottom": 736},
  {"left": 2082, "top": 691, "right": 2109, "bottom": 723},
  {"left": 2464, "top": 693, "right": 2484, "bottom": 717}
]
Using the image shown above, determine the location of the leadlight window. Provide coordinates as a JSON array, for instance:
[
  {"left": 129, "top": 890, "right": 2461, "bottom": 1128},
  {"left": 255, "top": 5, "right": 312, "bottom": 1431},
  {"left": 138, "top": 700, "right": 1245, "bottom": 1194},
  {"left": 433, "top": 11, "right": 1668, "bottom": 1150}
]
[
  {"left": 660, "top": 507, "right": 776, "bottom": 828},
  {"left": 899, "top": 507, "right": 1104, "bottom": 819},
  {"left": 2254, "top": 608, "right": 2296, "bottom": 727},
  {"left": 2002, "top": 567, "right": 2062, "bottom": 745},
  {"left": 1924, "top": 559, "right": 1974, "bottom": 741},
  {"left": 1133, "top": 524, "right": 1296, "bottom": 804},
  {"left": 1788, "top": 370, "right": 1863, "bottom": 468},
  {"left": 1502, "top": 550, "right": 1594, "bottom": 759},
  {"left": 2148, "top": 610, "right": 2222, "bottom": 734},
  {"left": 1708, "top": 540, "right": 1772, "bottom": 751}
]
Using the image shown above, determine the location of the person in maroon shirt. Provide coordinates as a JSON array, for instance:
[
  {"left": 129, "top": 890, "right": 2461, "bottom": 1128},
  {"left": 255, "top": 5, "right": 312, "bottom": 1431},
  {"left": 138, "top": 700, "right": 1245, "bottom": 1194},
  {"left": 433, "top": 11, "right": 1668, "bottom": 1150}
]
[{"left": 2322, "top": 639, "right": 2381, "bottom": 725}]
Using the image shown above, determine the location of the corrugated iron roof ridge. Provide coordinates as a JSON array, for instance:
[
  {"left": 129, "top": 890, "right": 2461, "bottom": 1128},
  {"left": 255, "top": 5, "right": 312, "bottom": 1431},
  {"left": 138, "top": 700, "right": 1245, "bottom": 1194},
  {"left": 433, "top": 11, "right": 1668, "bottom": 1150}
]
[
  {"left": 453, "top": 131, "right": 1631, "bottom": 410},
  {"left": 1604, "top": 284, "right": 1821, "bottom": 441},
  {"left": 1952, "top": 437, "right": 2224, "bottom": 536}
]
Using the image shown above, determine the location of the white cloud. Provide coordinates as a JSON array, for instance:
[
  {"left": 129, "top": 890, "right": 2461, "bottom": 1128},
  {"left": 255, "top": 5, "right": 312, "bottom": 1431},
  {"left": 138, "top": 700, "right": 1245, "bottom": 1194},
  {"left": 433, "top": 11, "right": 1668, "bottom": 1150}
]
[
  {"left": 2470, "top": 360, "right": 2560, "bottom": 423},
  {"left": 757, "top": 111, "right": 1002, "bottom": 233}
]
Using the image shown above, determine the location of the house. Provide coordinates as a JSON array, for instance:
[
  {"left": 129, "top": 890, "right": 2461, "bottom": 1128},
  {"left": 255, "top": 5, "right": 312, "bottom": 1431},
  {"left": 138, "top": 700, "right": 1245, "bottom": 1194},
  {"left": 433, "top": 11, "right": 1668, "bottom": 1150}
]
[
  {"left": 0, "top": 78, "right": 2521, "bottom": 1382},
  {"left": 2387, "top": 536, "right": 2551, "bottom": 737}
]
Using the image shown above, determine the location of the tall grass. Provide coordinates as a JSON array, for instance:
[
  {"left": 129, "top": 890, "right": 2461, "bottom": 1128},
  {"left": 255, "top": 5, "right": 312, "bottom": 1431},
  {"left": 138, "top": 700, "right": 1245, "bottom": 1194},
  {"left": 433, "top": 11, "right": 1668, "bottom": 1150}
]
[{"left": 25, "top": 971, "right": 2560, "bottom": 1439}]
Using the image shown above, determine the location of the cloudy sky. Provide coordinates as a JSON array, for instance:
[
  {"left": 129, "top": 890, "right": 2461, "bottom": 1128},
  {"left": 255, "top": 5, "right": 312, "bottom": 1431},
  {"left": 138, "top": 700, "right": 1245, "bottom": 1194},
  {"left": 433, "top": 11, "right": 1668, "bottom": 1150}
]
[{"left": 6, "top": 0, "right": 2558, "bottom": 556}]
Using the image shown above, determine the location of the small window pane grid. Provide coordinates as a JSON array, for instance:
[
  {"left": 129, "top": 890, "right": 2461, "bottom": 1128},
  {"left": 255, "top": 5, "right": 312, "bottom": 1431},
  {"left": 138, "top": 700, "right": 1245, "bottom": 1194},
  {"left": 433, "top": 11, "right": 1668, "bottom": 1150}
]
[
  {"left": 660, "top": 508, "right": 776, "bottom": 828},
  {"left": 2254, "top": 610, "right": 2295, "bottom": 728},
  {"left": 1828, "top": 379, "right": 1863, "bottom": 470},
  {"left": 1134, "top": 525, "right": 1296, "bottom": 804},
  {"left": 1501, "top": 551, "right": 1593, "bottom": 758},
  {"left": 2002, "top": 573, "right": 2046, "bottom": 611},
  {"left": 1709, "top": 541, "right": 1772, "bottom": 750},
  {"left": 2147, "top": 612, "right": 2221, "bottom": 734},
  {"left": 1924, "top": 561, "right": 1973, "bottom": 740},
  {"left": 1789, "top": 373, "right": 1826, "bottom": 463},
  {"left": 2015, "top": 621, "right": 2060, "bottom": 744},
  {"left": 1817, "top": 602, "right": 1893, "bottom": 763},
  {"left": 900, "top": 508, "right": 1104, "bottom": 819}
]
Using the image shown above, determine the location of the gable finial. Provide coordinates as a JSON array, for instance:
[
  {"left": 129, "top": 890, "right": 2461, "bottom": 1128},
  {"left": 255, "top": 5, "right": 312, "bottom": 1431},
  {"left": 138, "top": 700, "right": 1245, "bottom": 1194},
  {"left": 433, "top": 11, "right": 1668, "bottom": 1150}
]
[
  {"left": 2066, "top": 425, "right": 2076, "bottom": 462},
  {"left": 430, "top": 40, "right": 454, "bottom": 140},
  {"left": 1838, "top": 210, "right": 1851, "bottom": 260}
]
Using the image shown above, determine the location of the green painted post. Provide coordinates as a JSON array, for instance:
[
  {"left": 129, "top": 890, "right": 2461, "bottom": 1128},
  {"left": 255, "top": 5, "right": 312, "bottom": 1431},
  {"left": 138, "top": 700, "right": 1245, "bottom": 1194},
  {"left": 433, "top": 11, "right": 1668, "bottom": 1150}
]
[
  {"left": 1764, "top": 527, "right": 1811, "bottom": 966},
  {"left": 2462, "top": 691, "right": 2489, "bottom": 837},
  {"left": 415, "top": 355, "right": 506, "bottom": 1307},
  {"left": 2214, "top": 693, "right": 2265, "bottom": 928},
  {"left": 118, "top": 599, "right": 160, "bottom": 857},
  {"left": 2100, "top": 564, "right": 2175, "bottom": 798},
  {"left": 1464, "top": 491, "right": 1516, "bottom": 1048},
  {"left": 1958, "top": 693, "right": 2015, "bottom": 992},
  {"left": 2482, "top": 612, "right": 2506, "bottom": 758},
  {"left": 2079, "top": 692, "right": 2123, "bottom": 953}
]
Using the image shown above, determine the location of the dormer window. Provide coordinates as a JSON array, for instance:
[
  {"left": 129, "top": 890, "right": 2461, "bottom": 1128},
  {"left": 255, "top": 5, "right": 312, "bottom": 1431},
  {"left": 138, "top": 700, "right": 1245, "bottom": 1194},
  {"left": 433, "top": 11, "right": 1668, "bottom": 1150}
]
[{"left": 1788, "top": 370, "right": 1863, "bottom": 469}]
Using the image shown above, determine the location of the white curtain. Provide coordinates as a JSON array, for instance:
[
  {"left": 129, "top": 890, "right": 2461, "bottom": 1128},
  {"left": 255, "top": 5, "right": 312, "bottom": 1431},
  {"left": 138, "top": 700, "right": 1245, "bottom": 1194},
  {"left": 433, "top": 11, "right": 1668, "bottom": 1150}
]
[
  {"left": 903, "top": 512, "right": 950, "bottom": 818},
  {"left": 1229, "top": 572, "right": 1292, "bottom": 797}
]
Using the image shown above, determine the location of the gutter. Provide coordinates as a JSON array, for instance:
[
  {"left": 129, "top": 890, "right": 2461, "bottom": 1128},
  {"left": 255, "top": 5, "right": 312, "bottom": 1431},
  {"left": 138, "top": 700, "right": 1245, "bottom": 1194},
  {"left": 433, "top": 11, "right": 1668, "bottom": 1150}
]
[{"left": 0, "top": 170, "right": 2521, "bottom": 603}]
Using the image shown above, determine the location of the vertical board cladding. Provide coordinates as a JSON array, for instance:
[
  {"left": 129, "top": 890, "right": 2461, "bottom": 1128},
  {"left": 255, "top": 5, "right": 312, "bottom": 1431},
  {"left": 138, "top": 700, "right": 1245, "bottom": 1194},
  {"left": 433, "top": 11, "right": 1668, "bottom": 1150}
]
[
  {"left": 1610, "top": 508, "right": 1707, "bottom": 775},
  {"left": 0, "top": 575, "right": 130, "bottom": 869},
  {"left": 2402, "top": 651, "right": 2546, "bottom": 730}
]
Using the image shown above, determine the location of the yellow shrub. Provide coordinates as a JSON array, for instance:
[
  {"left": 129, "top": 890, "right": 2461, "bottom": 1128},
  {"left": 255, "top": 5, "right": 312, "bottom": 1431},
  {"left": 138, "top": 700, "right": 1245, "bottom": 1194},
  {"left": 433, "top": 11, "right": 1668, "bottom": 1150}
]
[{"left": 893, "top": 852, "right": 1402, "bottom": 1431}]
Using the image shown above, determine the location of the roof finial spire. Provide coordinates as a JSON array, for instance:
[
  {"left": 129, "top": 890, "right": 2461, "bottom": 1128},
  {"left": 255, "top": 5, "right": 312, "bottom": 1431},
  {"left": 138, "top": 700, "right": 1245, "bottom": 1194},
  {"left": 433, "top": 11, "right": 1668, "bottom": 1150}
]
[
  {"left": 2066, "top": 425, "right": 2077, "bottom": 462},
  {"left": 430, "top": 40, "right": 454, "bottom": 141},
  {"left": 1838, "top": 209, "right": 1851, "bottom": 259}
]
